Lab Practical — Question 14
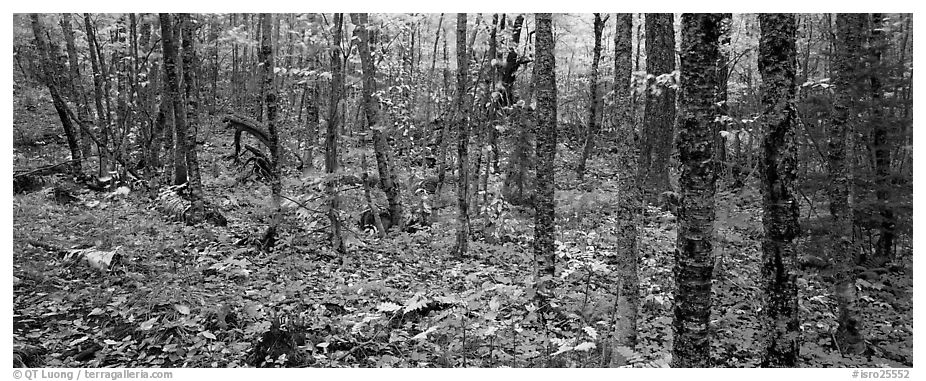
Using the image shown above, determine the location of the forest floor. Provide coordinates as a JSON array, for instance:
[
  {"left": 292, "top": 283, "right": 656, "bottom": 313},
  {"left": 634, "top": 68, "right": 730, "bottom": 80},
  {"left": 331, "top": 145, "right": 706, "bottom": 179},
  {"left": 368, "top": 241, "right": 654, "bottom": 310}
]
[{"left": 12, "top": 96, "right": 913, "bottom": 368}]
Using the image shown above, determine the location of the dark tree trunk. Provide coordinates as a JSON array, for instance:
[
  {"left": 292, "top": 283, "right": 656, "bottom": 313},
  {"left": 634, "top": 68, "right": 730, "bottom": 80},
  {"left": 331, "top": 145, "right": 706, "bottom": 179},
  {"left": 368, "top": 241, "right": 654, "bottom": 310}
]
[
  {"left": 611, "top": 11, "right": 640, "bottom": 356},
  {"left": 672, "top": 13, "right": 721, "bottom": 368},
  {"left": 60, "top": 13, "right": 92, "bottom": 158},
  {"left": 577, "top": 13, "right": 606, "bottom": 180},
  {"left": 454, "top": 13, "right": 471, "bottom": 256},
  {"left": 326, "top": 14, "right": 347, "bottom": 255},
  {"left": 159, "top": 13, "right": 188, "bottom": 186},
  {"left": 499, "top": 15, "right": 525, "bottom": 107},
  {"left": 84, "top": 13, "right": 110, "bottom": 175},
  {"left": 533, "top": 13, "right": 557, "bottom": 300},
  {"left": 757, "top": 13, "right": 802, "bottom": 367},
  {"left": 180, "top": 14, "right": 206, "bottom": 224},
  {"left": 830, "top": 13, "right": 867, "bottom": 355},
  {"left": 30, "top": 14, "right": 83, "bottom": 174},
  {"left": 869, "top": 13, "right": 895, "bottom": 264},
  {"left": 352, "top": 12, "right": 404, "bottom": 232},
  {"left": 641, "top": 14, "right": 677, "bottom": 199}
]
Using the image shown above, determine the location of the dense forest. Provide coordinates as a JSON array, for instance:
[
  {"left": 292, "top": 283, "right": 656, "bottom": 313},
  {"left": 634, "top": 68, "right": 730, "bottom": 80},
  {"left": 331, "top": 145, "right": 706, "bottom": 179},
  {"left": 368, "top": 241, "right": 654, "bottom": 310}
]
[{"left": 12, "top": 13, "right": 913, "bottom": 368}]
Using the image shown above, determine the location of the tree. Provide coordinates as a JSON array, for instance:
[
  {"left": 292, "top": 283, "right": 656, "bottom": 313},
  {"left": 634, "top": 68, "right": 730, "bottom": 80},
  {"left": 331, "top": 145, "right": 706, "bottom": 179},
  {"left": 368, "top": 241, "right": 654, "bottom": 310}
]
[
  {"left": 673, "top": 13, "right": 721, "bottom": 368},
  {"left": 29, "top": 14, "right": 83, "bottom": 174},
  {"left": 159, "top": 13, "right": 189, "bottom": 186},
  {"left": 641, "top": 14, "right": 676, "bottom": 198},
  {"left": 533, "top": 13, "right": 556, "bottom": 301},
  {"left": 868, "top": 13, "right": 895, "bottom": 264},
  {"left": 257, "top": 13, "right": 282, "bottom": 246},
  {"left": 326, "top": 14, "right": 347, "bottom": 255},
  {"left": 84, "top": 13, "right": 110, "bottom": 175},
  {"left": 577, "top": 13, "right": 607, "bottom": 181},
  {"left": 610, "top": 12, "right": 640, "bottom": 356},
  {"left": 757, "top": 13, "right": 801, "bottom": 367},
  {"left": 351, "top": 13, "right": 404, "bottom": 232},
  {"left": 454, "top": 13, "right": 472, "bottom": 257},
  {"left": 830, "top": 13, "right": 867, "bottom": 355},
  {"left": 59, "top": 13, "right": 91, "bottom": 158},
  {"left": 178, "top": 13, "right": 207, "bottom": 224}
]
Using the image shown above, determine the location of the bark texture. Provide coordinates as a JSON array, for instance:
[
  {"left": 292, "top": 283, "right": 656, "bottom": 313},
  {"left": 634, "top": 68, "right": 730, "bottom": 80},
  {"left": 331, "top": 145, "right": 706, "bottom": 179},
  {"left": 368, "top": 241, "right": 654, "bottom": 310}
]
[
  {"left": 454, "top": 13, "right": 471, "bottom": 256},
  {"left": 672, "top": 13, "right": 721, "bottom": 368},
  {"left": 611, "top": 12, "right": 640, "bottom": 355},
  {"left": 326, "top": 14, "right": 347, "bottom": 255},
  {"left": 533, "top": 13, "right": 557, "bottom": 299},
  {"left": 180, "top": 13, "right": 206, "bottom": 224},
  {"left": 159, "top": 13, "right": 188, "bottom": 186},
  {"left": 641, "top": 14, "right": 677, "bottom": 199},
  {"left": 831, "top": 13, "right": 867, "bottom": 355},
  {"left": 757, "top": 13, "right": 801, "bottom": 367},
  {"left": 258, "top": 13, "right": 282, "bottom": 246}
]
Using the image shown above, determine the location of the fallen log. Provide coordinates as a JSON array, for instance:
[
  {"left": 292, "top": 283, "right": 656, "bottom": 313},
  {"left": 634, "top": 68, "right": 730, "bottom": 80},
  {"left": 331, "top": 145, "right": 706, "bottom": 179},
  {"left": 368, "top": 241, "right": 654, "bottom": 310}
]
[{"left": 13, "top": 160, "right": 76, "bottom": 194}]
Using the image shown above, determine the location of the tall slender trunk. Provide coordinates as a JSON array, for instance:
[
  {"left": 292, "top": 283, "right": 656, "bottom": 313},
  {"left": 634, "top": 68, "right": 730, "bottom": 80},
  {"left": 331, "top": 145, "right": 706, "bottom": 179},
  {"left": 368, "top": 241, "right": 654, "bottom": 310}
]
[
  {"left": 258, "top": 13, "right": 282, "bottom": 246},
  {"left": 533, "top": 13, "right": 557, "bottom": 301},
  {"left": 302, "top": 83, "right": 319, "bottom": 176},
  {"left": 610, "top": 12, "right": 640, "bottom": 357},
  {"left": 326, "top": 14, "right": 347, "bottom": 255},
  {"left": 577, "top": 13, "right": 606, "bottom": 180},
  {"left": 30, "top": 14, "right": 82, "bottom": 174},
  {"left": 425, "top": 14, "right": 444, "bottom": 126},
  {"left": 830, "top": 13, "right": 867, "bottom": 355},
  {"left": 480, "top": 14, "right": 500, "bottom": 205},
  {"left": 180, "top": 13, "right": 206, "bottom": 223},
  {"left": 757, "top": 13, "right": 802, "bottom": 367},
  {"left": 454, "top": 13, "right": 471, "bottom": 256},
  {"left": 352, "top": 12, "right": 404, "bottom": 232},
  {"left": 672, "top": 13, "right": 721, "bottom": 368},
  {"left": 60, "top": 13, "right": 92, "bottom": 158},
  {"left": 84, "top": 13, "right": 110, "bottom": 175},
  {"left": 869, "top": 13, "right": 895, "bottom": 264},
  {"left": 159, "top": 13, "right": 188, "bottom": 186}
]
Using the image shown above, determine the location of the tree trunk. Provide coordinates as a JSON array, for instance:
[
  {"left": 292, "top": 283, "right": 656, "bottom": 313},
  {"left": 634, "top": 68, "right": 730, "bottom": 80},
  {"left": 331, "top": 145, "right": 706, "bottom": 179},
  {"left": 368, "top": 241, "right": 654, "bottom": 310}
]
[
  {"left": 672, "top": 13, "right": 721, "bottom": 368},
  {"left": 424, "top": 13, "right": 444, "bottom": 123},
  {"left": 830, "top": 13, "right": 867, "bottom": 355},
  {"left": 480, "top": 14, "right": 500, "bottom": 205},
  {"left": 302, "top": 84, "right": 319, "bottom": 176},
  {"left": 258, "top": 13, "right": 282, "bottom": 248},
  {"left": 326, "top": 14, "right": 347, "bottom": 255},
  {"left": 641, "top": 14, "right": 677, "bottom": 199},
  {"left": 159, "top": 13, "right": 188, "bottom": 186},
  {"left": 757, "top": 13, "right": 802, "bottom": 367},
  {"left": 577, "top": 13, "right": 606, "bottom": 180},
  {"left": 352, "top": 12, "right": 404, "bottom": 232},
  {"left": 610, "top": 11, "right": 640, "bottom": 356},
  {"left": 178, "top": 14, "right": 206, "bottom": 224},
  {"left": 869, "top": 13, "right": 895, "bottom": 264},
  {"left": 84, "top": 13, "right": 110, "bottom": 176},
  {"left": 454, "top": 13, "right": 471, "bottom": 257},
  {"left": 533, "top": 13, "right": 557, "bottom": 301},
  {"left": 60, "top": 13, "right": 92, "bottom": 158},
  {"left": 30, "top": 14, "right": 83, "bottom": 174}
]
